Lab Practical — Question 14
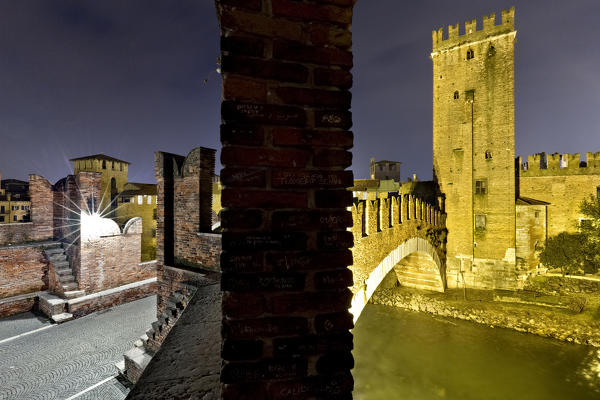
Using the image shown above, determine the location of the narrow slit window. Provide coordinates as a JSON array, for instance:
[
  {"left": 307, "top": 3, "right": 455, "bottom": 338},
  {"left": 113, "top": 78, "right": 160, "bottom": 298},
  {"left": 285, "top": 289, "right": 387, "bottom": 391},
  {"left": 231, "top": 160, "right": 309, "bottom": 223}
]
[
  {"left": 466, "top": 49, "right": 474, "bottom": 60},
  {"left": 453, "top": 91, "right": 459, "bottom": 100}
]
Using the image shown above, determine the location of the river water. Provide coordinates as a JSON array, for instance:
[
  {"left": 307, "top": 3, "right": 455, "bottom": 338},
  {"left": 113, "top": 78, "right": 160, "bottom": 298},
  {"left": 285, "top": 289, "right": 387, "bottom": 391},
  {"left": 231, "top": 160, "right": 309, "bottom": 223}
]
[{"left": 353, "top": 304, "right": 600, "bottom": 400}]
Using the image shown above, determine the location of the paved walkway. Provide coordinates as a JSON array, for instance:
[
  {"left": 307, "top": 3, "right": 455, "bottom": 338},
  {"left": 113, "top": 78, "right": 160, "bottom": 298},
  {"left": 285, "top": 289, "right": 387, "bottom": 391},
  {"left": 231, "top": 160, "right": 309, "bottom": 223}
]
[
  {"left": 0, "top": 295, "right": 156, "bottom": 400},
  {"left": 0, "top": 311, "right": 51, "bottom": 342}
]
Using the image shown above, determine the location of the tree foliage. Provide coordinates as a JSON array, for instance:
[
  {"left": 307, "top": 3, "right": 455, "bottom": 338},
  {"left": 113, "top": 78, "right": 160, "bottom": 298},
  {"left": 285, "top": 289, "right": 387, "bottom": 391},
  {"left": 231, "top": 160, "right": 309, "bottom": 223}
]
[
  {"left": 539, "top": 232, "right": 586, "bottom": 276},
  {"left": 539, "top": 195, "right": 600, "bottom": 275}
]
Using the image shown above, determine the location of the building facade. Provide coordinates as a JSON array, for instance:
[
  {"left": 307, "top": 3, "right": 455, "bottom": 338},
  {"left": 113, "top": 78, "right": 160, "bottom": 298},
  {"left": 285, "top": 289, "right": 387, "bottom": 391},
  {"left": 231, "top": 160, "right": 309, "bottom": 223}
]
[
  {"left": 370, "top": 158, "right": 402, "bottom": 182},
  {"left": 0, "top": 174, "right": 31, "bottom": 224}
]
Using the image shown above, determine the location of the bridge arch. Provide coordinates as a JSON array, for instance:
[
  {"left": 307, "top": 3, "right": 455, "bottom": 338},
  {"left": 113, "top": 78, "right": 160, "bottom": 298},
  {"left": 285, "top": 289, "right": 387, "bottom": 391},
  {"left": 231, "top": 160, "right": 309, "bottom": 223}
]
[{"left": 350, "top": 237, "right": 445, "bottom": 322}]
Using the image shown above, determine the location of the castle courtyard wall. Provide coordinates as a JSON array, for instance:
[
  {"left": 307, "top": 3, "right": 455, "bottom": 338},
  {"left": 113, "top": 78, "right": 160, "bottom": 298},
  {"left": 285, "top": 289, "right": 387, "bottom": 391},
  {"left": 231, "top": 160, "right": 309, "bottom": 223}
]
[{"left": 519, "top": 173, "right": 600, "bottom": 237}]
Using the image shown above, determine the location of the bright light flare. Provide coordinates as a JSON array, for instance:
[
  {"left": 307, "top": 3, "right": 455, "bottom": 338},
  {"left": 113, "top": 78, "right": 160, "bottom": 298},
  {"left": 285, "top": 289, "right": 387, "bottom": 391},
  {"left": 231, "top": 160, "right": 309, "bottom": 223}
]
[{"left": 80, "top": 211, "right": 120, "bottom": 241}]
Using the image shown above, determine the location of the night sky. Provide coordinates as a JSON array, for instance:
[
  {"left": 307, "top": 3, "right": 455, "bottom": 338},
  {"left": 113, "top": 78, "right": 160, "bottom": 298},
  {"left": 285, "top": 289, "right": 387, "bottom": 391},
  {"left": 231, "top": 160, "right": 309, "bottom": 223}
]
[{"left": 0, "top": 1, "right": 599, "bottom": 184}]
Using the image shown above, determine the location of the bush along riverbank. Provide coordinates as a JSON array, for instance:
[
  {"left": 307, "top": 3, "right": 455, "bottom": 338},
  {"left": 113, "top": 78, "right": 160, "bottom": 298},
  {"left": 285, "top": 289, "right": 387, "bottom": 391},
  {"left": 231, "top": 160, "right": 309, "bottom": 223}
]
[{"left": 371, "top": 286, "right": 600, "bottom": 347}]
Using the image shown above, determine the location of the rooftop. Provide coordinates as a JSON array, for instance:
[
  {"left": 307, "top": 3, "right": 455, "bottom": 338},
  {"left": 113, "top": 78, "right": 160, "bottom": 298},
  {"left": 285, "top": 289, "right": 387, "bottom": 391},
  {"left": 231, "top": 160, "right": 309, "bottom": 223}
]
[{"left": 70, "top": 154, "right": 130, "bottom": 164}]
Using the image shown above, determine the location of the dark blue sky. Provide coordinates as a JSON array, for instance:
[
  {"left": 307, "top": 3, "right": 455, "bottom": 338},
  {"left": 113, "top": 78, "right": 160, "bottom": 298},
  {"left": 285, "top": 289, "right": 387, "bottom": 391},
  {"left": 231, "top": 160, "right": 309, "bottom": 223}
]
[{"left": 0, "top": 1, "right": 599, "bottom": 184}]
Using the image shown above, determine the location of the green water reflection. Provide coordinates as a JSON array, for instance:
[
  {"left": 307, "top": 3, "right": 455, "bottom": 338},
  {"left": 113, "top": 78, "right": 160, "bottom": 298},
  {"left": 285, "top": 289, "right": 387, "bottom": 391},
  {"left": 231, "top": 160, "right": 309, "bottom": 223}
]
[{"left": 353, "top": 304, "right": 600, "bottom": 400}]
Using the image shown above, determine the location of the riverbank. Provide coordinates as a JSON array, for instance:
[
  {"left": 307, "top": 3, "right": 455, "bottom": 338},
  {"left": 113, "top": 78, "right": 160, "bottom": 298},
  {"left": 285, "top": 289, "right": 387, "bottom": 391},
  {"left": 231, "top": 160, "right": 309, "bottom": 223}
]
[{"left": 371, "top": 286, "right": 600, "bottom": 347}]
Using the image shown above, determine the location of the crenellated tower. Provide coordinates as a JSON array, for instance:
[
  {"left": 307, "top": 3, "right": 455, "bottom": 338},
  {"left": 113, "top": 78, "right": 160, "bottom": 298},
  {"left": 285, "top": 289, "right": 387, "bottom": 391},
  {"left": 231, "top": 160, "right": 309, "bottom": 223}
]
[{"left": 431, "top": 7, "right": 518, "bottom": 288}]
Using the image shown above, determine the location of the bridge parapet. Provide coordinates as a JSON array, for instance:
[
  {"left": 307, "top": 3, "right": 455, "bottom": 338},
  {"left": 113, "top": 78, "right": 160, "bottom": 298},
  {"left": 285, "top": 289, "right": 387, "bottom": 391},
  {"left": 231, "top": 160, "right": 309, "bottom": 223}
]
[{"left": 350, "top": 191, "right": 447, "bottom": 318}]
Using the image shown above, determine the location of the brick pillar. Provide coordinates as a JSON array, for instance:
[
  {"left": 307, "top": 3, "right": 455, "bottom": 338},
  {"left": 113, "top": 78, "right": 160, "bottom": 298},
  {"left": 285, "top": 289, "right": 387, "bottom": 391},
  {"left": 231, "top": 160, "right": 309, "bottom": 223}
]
[
  {"left": 29, "top": 174, "right": 54, "bottom": 241},
  {"left": 216, "top": 0, "right": 356, "bottom": 398}
]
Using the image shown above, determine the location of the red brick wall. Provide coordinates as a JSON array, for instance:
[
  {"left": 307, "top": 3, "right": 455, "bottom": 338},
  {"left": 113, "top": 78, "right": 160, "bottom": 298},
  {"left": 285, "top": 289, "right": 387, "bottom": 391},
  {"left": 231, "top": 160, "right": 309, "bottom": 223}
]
[
  {"left": 0, "top": 245, "right": 48, "bottom": 299},
  {"left": 79, "top": 218, "right": 152, "bottom": 293},
  {"left": 0, "top": 223, "right": 34, "bottom": 246},
  {"left": 216, "top": 0, "right": 356, "bottom": 397},
  {"left": 29, "top": 174, "right": 54, "bottom": 241}
]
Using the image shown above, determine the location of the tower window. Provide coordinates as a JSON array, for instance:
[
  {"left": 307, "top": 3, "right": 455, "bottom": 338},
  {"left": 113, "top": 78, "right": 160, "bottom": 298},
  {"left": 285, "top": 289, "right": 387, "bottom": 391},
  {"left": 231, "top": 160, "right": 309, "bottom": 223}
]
[
  {"left": 485, "top": 150, "right": 492, "bottom": 159},
  {"left": 466, "top": 49, "right": 474, "bottom": 60},
  {"left": 102, "top": 160, "right": 106, "bottom": 169},
  {"left": 488, "top": 45, "right": 496, "bottom": 57},
  {"left": 475, "top": 214, "right": 486, "bottom": 229},
  {"left": 453, "top": 91, "right": 459, "bottom": 100},
  {"left": 475, "top": 180, "right": 487, "bottom": 195}
]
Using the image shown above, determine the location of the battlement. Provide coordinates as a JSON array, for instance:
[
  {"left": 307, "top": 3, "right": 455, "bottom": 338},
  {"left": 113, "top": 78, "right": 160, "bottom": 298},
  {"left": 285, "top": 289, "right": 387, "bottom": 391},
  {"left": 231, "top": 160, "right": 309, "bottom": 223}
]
[
  {"left": 518, "top": 152, "right": 600, "bottom": 176},
  {"left": 432, "top": 7, "right": 515, "bottom": 52},
  {"left": 351, "top": 191, "right": 444, "bottom": 241}
]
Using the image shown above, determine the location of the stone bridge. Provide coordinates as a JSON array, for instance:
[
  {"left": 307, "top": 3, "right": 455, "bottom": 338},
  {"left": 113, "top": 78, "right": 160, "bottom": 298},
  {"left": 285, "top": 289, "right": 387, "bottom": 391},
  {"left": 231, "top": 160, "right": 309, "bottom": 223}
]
[{"left": 349, "top": 192, "right": 447, "bottom": 321}]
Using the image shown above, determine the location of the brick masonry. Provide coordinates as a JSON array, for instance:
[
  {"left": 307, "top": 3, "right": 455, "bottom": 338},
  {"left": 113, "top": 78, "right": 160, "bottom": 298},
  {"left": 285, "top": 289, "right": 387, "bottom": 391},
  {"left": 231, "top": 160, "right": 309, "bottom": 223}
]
[
  {"left": 216, "top": 0, "right": 356, "bottom": 397},
  {"left": 68, "top": 280, "right": 158, "bottom": 318},
  {"left": 79, "top": 219, "right": 154, "bottom": 293},
  {"left": 0, "top": 245, "right": 48, "bottom": 300}
]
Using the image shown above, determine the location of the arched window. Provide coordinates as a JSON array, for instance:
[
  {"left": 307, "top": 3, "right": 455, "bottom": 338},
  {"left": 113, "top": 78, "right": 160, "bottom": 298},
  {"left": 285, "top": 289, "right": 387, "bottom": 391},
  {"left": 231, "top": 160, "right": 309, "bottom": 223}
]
[
  {"left": 453, "top": 91, "right": 459, "bottom": 100},
  {"left": 102, "top": 160, "right": 106, "bottom": 169},
  {"left": 485, "top": 150, "right": 492, "bottom": 160},
  {"left": 466, "top": 49, "right": 474, "bottom": 60}
]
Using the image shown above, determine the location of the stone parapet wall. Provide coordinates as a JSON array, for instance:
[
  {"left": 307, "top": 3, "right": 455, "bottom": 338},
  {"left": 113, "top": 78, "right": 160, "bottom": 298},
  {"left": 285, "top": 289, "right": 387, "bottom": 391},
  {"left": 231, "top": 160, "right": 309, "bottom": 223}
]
[
  {"left": 350, "top": 194, "right": 446, "bottom": 293},
  {"left": 432, "top": 7, "right": 515, "bottom": 52},
  {"left": 79, "top": 224, "right": 152, "bottom": 294},
  {"left": 0, "top": 223, "right": 35, "bottom": 246},
  {"left": 0, "top": 294, "right": 38, "bottom": 318},
  {"left": 0, "top": 245, "right": 48, "bottom": 299},
  {"left": 68, "top": 279, "right": 157, "bottom": 318},
  {"left": 518, "top": 151, "right": 600, "bottom": 177}
]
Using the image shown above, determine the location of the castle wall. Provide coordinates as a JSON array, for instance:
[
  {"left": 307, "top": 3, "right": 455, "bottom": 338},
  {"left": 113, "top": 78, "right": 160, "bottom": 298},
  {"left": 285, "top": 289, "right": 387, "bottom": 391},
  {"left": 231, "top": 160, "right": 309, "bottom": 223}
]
[
  {"left": 518, "top": 152, "right": 600, "bottom": 237},
  {"left": 79, "top": 218, "right": 150, "bottom": 294},
  {"left": 516, "top": 204, "right": 547, "bottom": 269},
  {"left": 0, "top": 244, "right": 48, "bottom": 300},
  {"left": 432, "top": 8, "right": 517, "bottom": 288},
  {"left": 519, "top": 174, "right": 599, "bottom": 237}
]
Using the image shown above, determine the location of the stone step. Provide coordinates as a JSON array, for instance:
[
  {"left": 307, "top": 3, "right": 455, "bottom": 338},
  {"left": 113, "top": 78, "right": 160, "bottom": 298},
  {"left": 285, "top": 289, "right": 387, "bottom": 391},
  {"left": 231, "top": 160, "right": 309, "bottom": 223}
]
[
  {"left": 51, "top": 313, "right": 73, "bottom": 323},
  {"left": 63, "top": 289, "right": 85, "bottom": 299},
  {"left": 398, "top": 276, "right": 441, "bottom": 289},
  {"left": 45, "top": 248, "right": 64, "bottom": 256},
  {"left": 146, "top": 327, "right": 155, "bottom": 339},
  {"left": 62, "top": 282, "right": 78, "bottom": 291},
  {"left": 397, "top": 270, "right": 440, "bottom": 281},
  {"left": 59, "top": 275, "right": 75, "bottom": 284},
  {"left": 56, "top": 268, "right": 72, "bottom": 276},
  {"left": 114, "top": 360, "right": 126, "bottom": 376},
  {"left": 140, "top": 333, "right": 148, "bottom": 344},
  {"left": 53, "top": 261, "right": 70, "bottom": 269},
  {"left": 124, "top": 347, "right": 152, "bottom": 371},
  {"left": 165, "top": 305, "right": 179, "bottom": 319}
]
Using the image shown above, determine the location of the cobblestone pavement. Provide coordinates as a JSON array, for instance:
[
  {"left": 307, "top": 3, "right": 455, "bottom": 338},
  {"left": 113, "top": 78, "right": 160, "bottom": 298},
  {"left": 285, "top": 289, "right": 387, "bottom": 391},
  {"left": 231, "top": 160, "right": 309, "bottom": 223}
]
[
  {"left": 0, "top": 295, "right": 156, "bottom": 400},
  {"left": 0, "top": 311, "right": 51, "bottom": 341}
]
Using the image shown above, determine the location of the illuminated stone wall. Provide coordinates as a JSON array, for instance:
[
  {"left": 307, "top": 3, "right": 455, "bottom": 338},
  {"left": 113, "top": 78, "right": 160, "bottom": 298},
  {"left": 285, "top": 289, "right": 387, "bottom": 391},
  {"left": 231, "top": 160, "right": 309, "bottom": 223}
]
[
  {"left": 432, "top": 8, "right": 517, "bottom": 288},
  {"left": 518, "top": 152, "right": 600, "bottom": 237}
]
